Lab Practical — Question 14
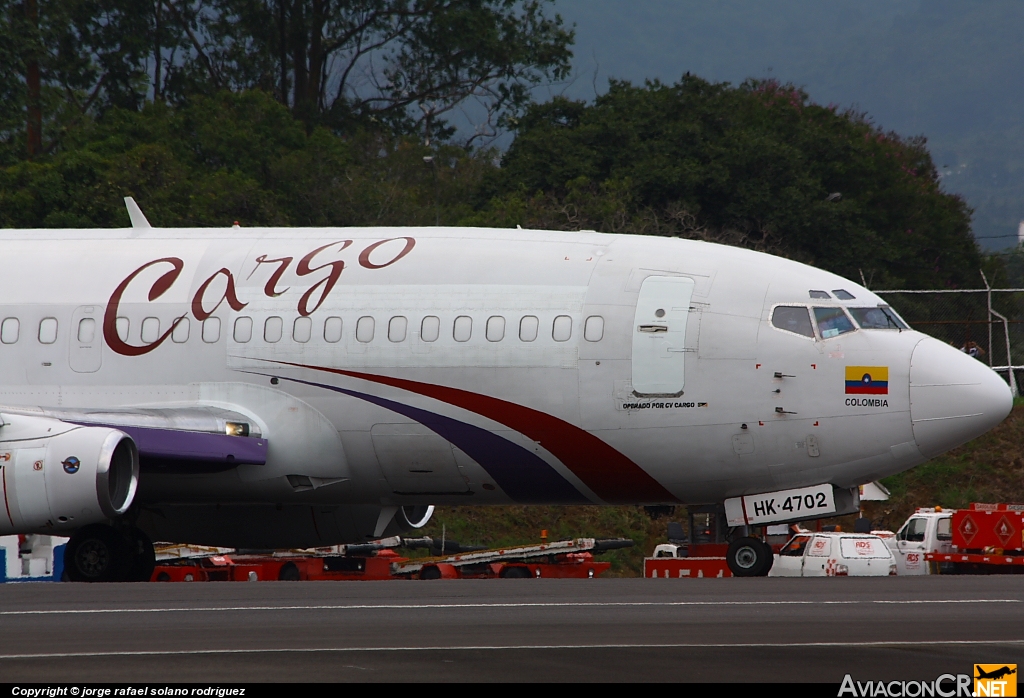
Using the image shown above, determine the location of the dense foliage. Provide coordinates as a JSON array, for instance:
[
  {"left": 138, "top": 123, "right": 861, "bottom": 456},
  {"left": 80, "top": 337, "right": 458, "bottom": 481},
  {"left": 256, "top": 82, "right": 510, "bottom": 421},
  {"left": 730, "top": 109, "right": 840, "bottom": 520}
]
[
  {"left": 473, "top": 76, "right": 984, "bottom": 290},
  {"left": 0, "top": 0, "right": 573, "bottom": 158},
  {"left": 0, "top": 90, "right": 493, "bottom": 227},
  {"left": 0, "top": 0, "right": 993, "bottom": 291}
]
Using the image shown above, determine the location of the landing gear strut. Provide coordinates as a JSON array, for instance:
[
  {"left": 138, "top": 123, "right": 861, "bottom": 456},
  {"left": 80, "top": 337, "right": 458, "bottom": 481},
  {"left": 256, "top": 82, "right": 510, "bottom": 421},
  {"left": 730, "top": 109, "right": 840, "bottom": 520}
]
[{"left": 64, "top": 525, "right": 155, "bottom": 582}]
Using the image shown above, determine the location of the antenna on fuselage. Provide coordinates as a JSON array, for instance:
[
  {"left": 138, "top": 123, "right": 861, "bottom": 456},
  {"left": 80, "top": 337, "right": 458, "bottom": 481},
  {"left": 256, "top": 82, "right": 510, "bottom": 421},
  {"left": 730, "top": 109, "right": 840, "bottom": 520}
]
[{"left": 124, "top": 197, "right": 152, "bottom": 229}]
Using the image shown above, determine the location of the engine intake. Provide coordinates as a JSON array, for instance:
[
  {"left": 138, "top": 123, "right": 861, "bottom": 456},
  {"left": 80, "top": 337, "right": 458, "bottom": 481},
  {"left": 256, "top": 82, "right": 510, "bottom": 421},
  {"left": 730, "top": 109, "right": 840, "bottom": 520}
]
[{"left": 0, "top": 414, "right": 139, "bottom": 534}]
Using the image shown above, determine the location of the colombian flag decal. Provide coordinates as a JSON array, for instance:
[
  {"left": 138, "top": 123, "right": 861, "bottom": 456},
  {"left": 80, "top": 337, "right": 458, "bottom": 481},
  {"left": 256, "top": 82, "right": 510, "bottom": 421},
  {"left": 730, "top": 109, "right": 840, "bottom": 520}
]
[{"left": 845, "top": 366, "right": 889, "bottom": 395}]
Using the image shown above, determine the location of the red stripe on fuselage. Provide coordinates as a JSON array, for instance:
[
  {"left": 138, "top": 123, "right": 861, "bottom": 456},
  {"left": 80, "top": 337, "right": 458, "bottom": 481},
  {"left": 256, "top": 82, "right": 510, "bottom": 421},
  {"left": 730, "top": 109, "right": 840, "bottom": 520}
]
[{"left": 274, "top": 361, "right": 677, "bottom": 504}]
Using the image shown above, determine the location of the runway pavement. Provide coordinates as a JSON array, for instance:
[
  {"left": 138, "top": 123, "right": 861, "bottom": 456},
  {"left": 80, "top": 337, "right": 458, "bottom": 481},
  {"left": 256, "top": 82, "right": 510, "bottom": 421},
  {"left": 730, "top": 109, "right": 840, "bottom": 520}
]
[{"left": 0, "top": 577, "right": 1021, "bottom": 682}]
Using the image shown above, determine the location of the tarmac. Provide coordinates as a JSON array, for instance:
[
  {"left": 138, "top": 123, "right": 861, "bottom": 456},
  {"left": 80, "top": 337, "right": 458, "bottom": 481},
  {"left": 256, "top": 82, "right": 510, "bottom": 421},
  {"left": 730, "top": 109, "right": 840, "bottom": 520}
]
[{"left": 0, "top": 576, "right": 1021, "bottom": 683}]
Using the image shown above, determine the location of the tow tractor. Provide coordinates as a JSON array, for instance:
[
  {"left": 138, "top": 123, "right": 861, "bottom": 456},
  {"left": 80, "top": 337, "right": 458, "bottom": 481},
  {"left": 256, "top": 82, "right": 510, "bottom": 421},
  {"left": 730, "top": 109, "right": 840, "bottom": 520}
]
[
  {"left": 644, "top": 507, "right": 744, "bottom": 578},
  {"left": 882, "top": 503, "right": 1024, "bottom": 574},
  {"left": 149, "top": 536, "right": 634, "bottom": 582}
]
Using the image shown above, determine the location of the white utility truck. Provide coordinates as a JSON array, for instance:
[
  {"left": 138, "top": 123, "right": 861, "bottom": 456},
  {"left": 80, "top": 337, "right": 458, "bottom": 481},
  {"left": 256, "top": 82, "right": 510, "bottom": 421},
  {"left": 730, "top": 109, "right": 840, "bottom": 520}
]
[{"left": 880, "top": 507, "right": 953, "bottom": 575}]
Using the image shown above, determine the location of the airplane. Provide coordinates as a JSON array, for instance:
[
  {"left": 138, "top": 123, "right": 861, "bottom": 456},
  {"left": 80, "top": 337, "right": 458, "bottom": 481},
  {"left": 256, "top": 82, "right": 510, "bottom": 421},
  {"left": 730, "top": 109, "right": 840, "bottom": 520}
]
[{"left": 0, "top": 199, "right": 1012, "bottom": 581}]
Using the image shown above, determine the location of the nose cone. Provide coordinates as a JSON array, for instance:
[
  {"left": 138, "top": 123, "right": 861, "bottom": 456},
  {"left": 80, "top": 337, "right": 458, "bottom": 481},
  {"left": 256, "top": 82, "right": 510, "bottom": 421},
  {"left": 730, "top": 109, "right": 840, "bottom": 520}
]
[{"left": 910, "top": 338, "right": 1013, "bottom": 457}]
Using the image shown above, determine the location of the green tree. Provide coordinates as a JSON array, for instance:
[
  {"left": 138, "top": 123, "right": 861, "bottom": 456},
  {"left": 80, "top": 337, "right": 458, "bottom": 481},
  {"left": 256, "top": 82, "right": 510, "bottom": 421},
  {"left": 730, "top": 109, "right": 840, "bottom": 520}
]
[
  {"left": 472, "top": 75, "right": 983, "bottom": 290},
  {"left": 0, "top": 90, "right": 496, "bottom": 228},
  {"left": 187, "top": 0, "right": 574, "bottom": 139}
]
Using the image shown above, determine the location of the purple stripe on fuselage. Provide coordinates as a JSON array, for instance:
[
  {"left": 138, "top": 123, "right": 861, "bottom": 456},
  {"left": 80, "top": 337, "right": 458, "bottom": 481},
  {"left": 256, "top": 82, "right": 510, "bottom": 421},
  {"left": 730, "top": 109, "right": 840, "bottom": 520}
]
[
  {"left": 277, "top": 376, "right": 588, "bottom": 503},
  {"left": 75, "top": 423, "right": 268, "bottom": 465}
]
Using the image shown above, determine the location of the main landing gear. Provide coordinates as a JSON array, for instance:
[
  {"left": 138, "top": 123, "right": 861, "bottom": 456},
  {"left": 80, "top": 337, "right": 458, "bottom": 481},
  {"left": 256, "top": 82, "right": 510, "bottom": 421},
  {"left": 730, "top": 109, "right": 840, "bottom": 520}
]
[{"left": 64, "top": 524, "right": 156, "bottom": 582}]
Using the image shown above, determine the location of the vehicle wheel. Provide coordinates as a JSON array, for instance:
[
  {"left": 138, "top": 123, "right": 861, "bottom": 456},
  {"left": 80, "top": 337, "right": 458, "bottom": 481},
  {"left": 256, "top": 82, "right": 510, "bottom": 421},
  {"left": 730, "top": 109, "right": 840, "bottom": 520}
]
[
  {"left": 125, "top": 528, "right": 156, "bottom": 582},
  {"left": 727, "top": 537, "right": 770, "bottom": 578},
  {"left": 278, "top": 562, "right": 301, "bottom": 581},
  {"left": 758, "top": 540, "right": 775, "bottom": 576},
  {"left": 420, "top": 565, "right": 442, "bottom": 580},
  {"left": 64, "top": 524, "right": 130, "bottom": 582},
  {"left": 499, "top": 566, "right": 531, "bottom": 579}
]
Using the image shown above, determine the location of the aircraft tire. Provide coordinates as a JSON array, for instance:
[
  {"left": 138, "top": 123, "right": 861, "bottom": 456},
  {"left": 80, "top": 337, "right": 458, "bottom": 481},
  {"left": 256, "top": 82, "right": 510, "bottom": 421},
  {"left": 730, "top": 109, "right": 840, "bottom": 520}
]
[
  {"left": 65, "top": 524, "right": 131, "bottom": 582},
  {"left": 758, "top": 540, "right": 775, "bottom": 576},
  {"left": 727, "top": 537, "right": 770, "bottom": 578}
]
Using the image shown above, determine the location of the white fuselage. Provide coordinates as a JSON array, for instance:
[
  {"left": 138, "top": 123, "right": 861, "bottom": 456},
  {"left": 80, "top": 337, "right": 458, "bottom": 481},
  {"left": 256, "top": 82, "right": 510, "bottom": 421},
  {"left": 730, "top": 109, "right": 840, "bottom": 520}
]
[{"left": 0, "top": 226, "right": 1012, "bottom": 541}]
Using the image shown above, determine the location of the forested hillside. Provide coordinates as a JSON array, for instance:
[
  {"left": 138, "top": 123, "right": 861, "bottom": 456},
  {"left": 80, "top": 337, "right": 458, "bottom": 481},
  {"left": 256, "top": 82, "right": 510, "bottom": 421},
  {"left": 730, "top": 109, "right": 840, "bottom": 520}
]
[
  {"left": 556, "top": 0, "right": 1024, "bottom": 250},
  {"left": 0, "top": 0, "right": 993, "bottom": 291}
]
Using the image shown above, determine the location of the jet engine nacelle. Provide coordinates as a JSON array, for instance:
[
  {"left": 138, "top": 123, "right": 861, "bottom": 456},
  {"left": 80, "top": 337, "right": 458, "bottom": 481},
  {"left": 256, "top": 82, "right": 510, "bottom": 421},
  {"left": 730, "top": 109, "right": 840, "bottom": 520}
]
[{"left": 0, "top": 414, "right": 139, "bottom": 534}]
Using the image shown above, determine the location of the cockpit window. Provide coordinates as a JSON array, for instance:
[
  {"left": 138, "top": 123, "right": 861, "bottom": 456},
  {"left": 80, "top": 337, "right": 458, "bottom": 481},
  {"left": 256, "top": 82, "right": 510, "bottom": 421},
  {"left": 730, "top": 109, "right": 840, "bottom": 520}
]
[
  {"left": 849, "top": 306, "right": 908, "bottom": 330},
  {"left": 833, "top": 289, "right": 855, "bottom": 300},
  {"left": 809, "top": 290, "right": 831, "bottom": 299},
  {"left": 813, "top": 307, "right": 855, "bottom": 339},
  {"left": 772, "top": 306, "right": 815, "bottom": 338}
]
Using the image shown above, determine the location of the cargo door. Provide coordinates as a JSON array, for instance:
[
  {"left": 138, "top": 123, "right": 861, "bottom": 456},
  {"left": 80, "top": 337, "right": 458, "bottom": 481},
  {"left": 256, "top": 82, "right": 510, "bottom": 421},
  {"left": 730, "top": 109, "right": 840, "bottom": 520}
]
[{"left": 631, "top": 276, "right": 695, "bottom": 396}]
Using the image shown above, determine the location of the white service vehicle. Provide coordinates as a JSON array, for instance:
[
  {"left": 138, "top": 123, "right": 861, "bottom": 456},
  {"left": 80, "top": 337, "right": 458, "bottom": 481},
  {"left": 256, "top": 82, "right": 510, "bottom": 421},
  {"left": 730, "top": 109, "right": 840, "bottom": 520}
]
[
  {"left": 769, "top": 532, "right": 897, "bottom": 577},
  {"left": 882, "top": 508, "right": 953, "bottom": 575}
]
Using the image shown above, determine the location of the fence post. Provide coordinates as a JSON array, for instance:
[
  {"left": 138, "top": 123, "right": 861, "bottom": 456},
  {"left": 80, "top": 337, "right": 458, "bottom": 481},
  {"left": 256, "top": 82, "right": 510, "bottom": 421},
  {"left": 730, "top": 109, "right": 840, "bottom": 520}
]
[
  {"left": 990, "top": 307, "right": 1019, "bottom": 398},
  {"left": 981, "top": 270, "right": 994, "bottom": 367}
]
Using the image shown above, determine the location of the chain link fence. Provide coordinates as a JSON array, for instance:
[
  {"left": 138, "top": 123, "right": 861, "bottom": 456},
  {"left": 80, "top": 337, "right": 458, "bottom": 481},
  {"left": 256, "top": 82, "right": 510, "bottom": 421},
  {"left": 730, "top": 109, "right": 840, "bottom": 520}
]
[{"left": 877, "top": 274, "right": 1024, "bottom": 396}]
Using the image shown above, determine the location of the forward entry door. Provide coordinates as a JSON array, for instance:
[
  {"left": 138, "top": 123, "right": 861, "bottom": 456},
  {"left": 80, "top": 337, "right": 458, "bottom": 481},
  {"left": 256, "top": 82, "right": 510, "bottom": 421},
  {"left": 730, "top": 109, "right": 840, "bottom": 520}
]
[{"left": 631, "top": 276, "right": 695, "bottom": 396}]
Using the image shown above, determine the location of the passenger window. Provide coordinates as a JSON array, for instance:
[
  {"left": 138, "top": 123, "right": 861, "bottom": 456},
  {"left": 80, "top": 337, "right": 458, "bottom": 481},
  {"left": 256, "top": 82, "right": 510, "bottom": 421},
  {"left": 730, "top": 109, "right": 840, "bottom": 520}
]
[
  {"left": 486, "top": 316, "right": 505, "bottom": 342},
  {"left": 848, "top": 306, "right": 907, "bottom": 330},
  {"left": 780, "top": 535, "right": 811, "bottom": 557},
  {"left": 519, "top": 315, "right": 539, "bottom": 342},
  {"left": 293, "top": 317, "right": 312, "bottom": 343},
  {"left": 264, "top": 316, "right": 283, "bottom": 343},
  {"left": 771, "top": 306, "right": 814, "bottom": 338},
  {"left": 552, "top": 315, "right": 572, "bottom": 342},
  {"left": 141, "top": 317, "right": 160, "bottom": 343},
  {"left": 77, "top": 318, "right": 96, "bottom": 344},
  {"left": 1, "top": 318, "right": 19, "bottom": 344},
  {"left": 936, "top": 518, "right": 952, "bottom": 541},
  {"left": 389, "top": 316, "right": 408, "bottom": 342},
  {"left": 809, "top": 290, "right": 831, "bottom": 299},
  {"left": 234, "top": 317, "right": 253, "bottom": 343},
  {"left": 202, "top": 317, "right": 221, "bottom": 343},
  {"left": 584, "top": 316, "right": 604, "bottom": 342},
  {"left": 172, "top": 318, "right": 189, "bottom": 343},
  {"left": 324, "top": 317, "right": 342, "bottom": 343},
  {"left": 420, "top": 316, "right": 440, "bottom": 342},
  {"left": 833, "top": 289, "right": 855, "bottom": 300},
  {"left": 453, "top": 316, "right": 472, "bottom": 342},
  {"left": 38, "top": 318, "right": 58, "bottom": 344},
  {"left": 813, "top": 307, "right": 855, "bottom": 339},
  {"left": 115, "top": 317, "right": 129, "bottom": 342},
  {"left": 356, "top": 316, "right": 375, "bottom": 343}
]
